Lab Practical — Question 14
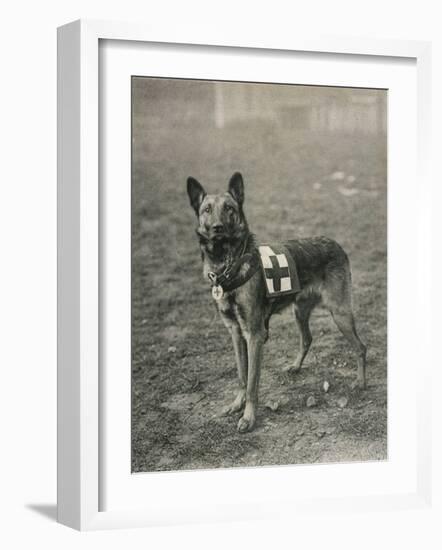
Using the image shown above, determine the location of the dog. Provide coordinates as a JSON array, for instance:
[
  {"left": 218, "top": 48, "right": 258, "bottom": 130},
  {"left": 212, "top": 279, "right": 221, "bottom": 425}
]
[{"left": 187, "top": 172, "right": 366, "bottom": 433}]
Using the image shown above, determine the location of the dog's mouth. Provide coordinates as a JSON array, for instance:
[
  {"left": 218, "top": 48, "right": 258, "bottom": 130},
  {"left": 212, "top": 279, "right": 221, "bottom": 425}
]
[
  {"left": 197, "top": 229, "right": 230, "bottom": 244},
  {"left": 210, "top": 232, "right": 228, "bottom": 241}
]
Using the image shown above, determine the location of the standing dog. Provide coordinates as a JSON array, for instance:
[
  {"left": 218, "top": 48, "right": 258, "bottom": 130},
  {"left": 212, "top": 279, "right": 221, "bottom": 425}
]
[{"left": 187, "top": 172, "right": 366, "bottom": 433}]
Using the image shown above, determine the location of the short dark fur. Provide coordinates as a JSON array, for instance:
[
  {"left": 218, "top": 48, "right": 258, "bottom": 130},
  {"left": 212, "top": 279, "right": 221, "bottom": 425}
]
[{"left": 187, "top": 172, "right": 366, "bottom": 433}]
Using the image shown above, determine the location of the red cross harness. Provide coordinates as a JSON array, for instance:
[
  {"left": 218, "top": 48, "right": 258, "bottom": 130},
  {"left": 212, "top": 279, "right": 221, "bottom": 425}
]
[{"left": 264, "top": 255, "right": 290, "bottom": 292}]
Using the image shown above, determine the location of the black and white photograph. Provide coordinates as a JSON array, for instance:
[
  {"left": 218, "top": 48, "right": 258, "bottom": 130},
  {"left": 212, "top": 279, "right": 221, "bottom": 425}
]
[
  {"left": 4, "top": 0, "right": 439, "bottom": 543},
  {"left": 131, "top": 77, "right": 387, "bottom": 473}
]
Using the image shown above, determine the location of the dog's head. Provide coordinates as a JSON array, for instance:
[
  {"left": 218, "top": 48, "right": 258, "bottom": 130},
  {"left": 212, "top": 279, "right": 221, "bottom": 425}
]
[{"left": 187, "top": 172, "right": 248, "bottom": 246}]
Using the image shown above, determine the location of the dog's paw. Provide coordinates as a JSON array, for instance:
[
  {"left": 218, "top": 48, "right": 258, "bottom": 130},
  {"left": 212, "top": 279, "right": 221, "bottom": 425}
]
[
  {"left": 220, "top": 392, "right": 246, "bottom": 416},
  {"left": 237, "top": 414, "right": 255, "bottom": 433},
  {"left": 220, "top": 403, "right": 238, "bottom": 416},
  {"left": 283, "top": 363, "right": 301, "bottom": 374},
  {"left": 220, "top": 405, "right": 232, "bottom": 416}
]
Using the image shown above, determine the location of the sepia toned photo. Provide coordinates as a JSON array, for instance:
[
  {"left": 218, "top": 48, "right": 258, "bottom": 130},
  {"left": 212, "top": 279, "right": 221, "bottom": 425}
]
[{"left": 131, "top": 77, "right": 387, "bottom": 473}]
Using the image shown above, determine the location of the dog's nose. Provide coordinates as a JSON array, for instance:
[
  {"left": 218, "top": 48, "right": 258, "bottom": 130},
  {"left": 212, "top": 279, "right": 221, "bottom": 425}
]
[{"left": 212, "top": 223, "right": 223, "bottom": 233}]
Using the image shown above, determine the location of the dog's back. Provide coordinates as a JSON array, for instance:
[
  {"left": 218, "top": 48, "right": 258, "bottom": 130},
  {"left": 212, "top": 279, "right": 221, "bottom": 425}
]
[{"left": 284, "top": 236, "right": 351, "bottom": 305}]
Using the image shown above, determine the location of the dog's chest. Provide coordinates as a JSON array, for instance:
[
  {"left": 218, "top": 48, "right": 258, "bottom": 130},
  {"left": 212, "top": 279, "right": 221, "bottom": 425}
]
[
  {"left": 203, "top": 260, "right": 250, "bottom": 328},
  {"left": 216, "top": 291, "right": 247, "bottom": 329},
  {"left": 217, "top": 294, "right": 235, "bottom": 318}
]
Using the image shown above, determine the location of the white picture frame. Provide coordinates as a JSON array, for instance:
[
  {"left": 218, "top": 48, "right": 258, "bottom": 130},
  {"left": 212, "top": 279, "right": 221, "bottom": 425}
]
[{"left": 57, "top": 19, "right": 432, "bottom": 531}]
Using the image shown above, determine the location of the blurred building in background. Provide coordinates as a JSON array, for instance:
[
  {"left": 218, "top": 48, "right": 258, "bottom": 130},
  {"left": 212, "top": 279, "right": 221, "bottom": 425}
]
[
  {"left": 213, "top": 82, "right": 386, "bottom": 134},
  {"left": 132, "top": 77, "right": 387, "bottom": 136}
]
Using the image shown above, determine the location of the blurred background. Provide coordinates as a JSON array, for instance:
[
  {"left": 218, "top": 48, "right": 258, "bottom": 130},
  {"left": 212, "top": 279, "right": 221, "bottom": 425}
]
[
  {"left": 133, "top": 78, "right": 386, "bottom": 136},
  {"left": 131, "top": 78, "right": 387, "bottom": 473}
]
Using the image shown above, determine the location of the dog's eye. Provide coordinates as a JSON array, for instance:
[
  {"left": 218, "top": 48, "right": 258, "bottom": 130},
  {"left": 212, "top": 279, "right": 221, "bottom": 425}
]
[{"left": 204, "top": 205, "right": 212, "bottom": 213}]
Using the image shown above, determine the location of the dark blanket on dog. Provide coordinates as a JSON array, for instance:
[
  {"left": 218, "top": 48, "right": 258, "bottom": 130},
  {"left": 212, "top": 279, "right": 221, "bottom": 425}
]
[{"left": 258, "top": 243, "right": 301, "bottom": 298}]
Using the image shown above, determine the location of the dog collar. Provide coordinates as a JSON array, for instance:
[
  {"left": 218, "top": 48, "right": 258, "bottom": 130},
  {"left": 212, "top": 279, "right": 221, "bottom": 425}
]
[{"left": 207, "top": 249, "right": 260, "bottom": 299}]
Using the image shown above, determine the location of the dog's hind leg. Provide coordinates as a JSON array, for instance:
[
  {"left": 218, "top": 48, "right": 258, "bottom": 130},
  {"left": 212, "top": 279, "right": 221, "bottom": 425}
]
[
  {"left": 330, "top": 306, "right": 367, "bottom": 389},
  {"left": 284, "top": 297, "right": 315, "bottom": 373},
  {"left": 323, "top": 263, "right": 367, "bottom": 389}
]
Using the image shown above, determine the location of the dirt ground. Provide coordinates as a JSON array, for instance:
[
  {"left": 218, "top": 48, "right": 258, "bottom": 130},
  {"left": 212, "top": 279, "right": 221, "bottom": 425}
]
[{"left": 131, "top": 80, "right": 387, "bottom": 473}]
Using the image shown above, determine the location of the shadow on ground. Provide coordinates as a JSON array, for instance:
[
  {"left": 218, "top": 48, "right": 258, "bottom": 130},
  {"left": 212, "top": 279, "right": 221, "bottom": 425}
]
[{"left": 26, "top": 504, "right": 57, "bottom": 522}]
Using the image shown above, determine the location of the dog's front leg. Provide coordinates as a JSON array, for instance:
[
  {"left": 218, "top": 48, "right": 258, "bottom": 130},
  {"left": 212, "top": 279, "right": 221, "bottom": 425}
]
[
  {"left": 221, "top": 324, "right": 248, "bottom": 416},
  {"left": 237, "top": 329, "right": 265, "bottom": 433}
]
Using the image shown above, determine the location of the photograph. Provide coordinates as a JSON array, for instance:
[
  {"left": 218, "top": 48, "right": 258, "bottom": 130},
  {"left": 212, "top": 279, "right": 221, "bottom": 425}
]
[{"left": 131, "top": 76, "right": 387, "bottom": 473}]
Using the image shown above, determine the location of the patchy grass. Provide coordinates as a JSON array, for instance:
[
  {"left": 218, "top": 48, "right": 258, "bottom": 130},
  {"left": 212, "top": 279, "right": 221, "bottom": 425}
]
[{"left": 131, "top": 96, "right": 387, "bottom": 472}]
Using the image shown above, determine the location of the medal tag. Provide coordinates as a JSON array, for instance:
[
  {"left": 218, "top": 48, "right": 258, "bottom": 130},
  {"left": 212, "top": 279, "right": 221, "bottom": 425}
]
[{"left": 212, "top": 285, "right": 224, "bottom": 301}]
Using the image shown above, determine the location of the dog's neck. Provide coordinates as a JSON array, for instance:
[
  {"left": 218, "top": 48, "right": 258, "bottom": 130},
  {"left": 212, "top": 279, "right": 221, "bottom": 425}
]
[{"left": 198, "top": 227, "right": 251, "bottom": 275}]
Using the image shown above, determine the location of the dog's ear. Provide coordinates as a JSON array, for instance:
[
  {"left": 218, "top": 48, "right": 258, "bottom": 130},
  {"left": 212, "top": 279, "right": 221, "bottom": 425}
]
[
  {"left": 228, "top": 172, "right": 244, "bottom": 206},
  {"left": 187, "top": 177, "right": 206, "bottom": 215}
]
